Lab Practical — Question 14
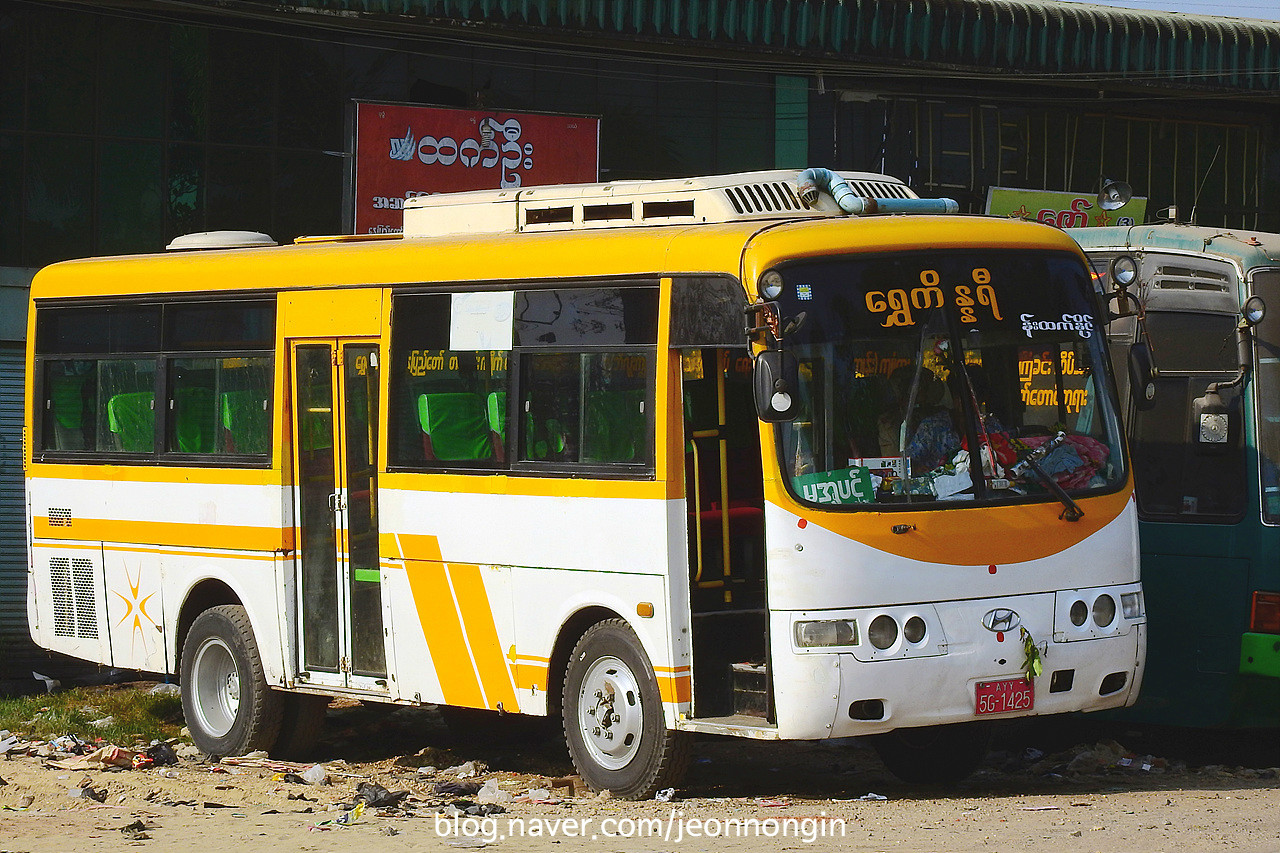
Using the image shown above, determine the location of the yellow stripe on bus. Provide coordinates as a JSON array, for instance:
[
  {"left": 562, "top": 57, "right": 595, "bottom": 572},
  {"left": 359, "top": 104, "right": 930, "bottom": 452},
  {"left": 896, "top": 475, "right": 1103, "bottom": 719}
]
[
  {"left": 448, "top": 563, "right": 521, "bottom": 714},
  {"left": 404, "top": 559, "right": 486, "bottom": 710},
  {"left": 32, "top": 516, "right": 289, "bottom": 552},
  {"left": 657, "top": 672, "right": 692, "bottom": 704}
]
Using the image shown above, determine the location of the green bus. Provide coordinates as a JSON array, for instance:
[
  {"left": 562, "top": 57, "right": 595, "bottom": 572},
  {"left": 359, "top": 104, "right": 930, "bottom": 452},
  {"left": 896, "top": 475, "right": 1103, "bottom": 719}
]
[{"left": 1072, "top": 224, "right": 1280, "bottom": 728}]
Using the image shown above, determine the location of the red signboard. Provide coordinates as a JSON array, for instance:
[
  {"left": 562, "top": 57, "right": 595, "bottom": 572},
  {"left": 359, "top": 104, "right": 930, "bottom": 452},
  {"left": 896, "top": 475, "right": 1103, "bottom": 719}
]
[{"left": 353, "top": 102, "right": 600, "bottom": 234}]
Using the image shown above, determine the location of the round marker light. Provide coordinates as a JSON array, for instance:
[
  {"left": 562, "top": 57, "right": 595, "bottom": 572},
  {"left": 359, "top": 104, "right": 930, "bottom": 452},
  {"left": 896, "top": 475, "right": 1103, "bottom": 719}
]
[
  {"left": 1110, "top": 255, "right": 1138, "bottom": 288},
  {"left": 1070, "top": 599, "right": 1088, "bottom": 627},
  {"left": 760, "top": 270, "right": 784, "bottom": 300},
  {"left": 868, "top": 615, "right": 899, "bottom": 650},
  {"left": 1092, "top": 594, "right": 1116, "bottom": 628},
  {"left": 903, "top": 616, "right": 926, "bottom": 644},
  {"left": 1244, "top": 295, "right": 1267, "bottom": 327},
  {"left": 770, "top": 391, "right": 792, "bottom": 411}
]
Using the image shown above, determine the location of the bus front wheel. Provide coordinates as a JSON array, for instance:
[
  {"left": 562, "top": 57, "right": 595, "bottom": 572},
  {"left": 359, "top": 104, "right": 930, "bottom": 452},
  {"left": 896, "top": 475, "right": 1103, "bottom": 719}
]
[
  {"left": 871, "top": 722, "right": 992, "bottom": 785},
  {"left": 180, "top": 605, "right": 283, "bottom": 758},
  {"left": 561, "top": 619, "right": 691, "bottom": 799}
]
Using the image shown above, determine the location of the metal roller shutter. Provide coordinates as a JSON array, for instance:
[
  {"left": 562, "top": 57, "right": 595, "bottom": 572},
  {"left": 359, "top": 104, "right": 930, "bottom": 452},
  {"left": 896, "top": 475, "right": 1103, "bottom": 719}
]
[{"left": 0, "top": 344, "right": 36, "bottom": 669}]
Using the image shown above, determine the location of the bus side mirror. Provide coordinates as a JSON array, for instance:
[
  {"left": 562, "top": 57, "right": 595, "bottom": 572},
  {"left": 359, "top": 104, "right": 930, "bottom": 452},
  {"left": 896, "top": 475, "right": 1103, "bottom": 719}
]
[
  {"left": 1129, "top": 341, "right": 1157, "bottom": 412},
  {"left": 753, "top": 350, "right": 801, "bottom": 422},
  {"left": 1109, "top": 255, "right": 1141, "bottom": 319}
]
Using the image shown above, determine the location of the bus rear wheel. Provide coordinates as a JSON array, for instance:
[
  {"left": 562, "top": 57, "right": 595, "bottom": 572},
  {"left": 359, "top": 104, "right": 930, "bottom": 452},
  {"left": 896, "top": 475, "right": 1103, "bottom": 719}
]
[
  {"left": 871, "top": 722, "right": 992, "bottom": 785},
  {"left": 561, "top": 619, "right": 690, "bottom": 799},
  {"left": 180, "top": 605, "right": 283, "bottom": 758}
]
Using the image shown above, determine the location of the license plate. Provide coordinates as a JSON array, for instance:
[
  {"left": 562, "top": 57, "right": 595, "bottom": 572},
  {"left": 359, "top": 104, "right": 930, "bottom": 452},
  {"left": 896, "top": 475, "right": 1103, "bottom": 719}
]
[{"left": 975, "top": 677, "right": 1034, "bottom": 715}]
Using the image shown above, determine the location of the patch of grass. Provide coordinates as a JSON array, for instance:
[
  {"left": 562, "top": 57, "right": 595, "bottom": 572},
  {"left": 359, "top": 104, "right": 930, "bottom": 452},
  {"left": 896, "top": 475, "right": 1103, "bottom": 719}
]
[{"left": 0, "top": 682, "right": 186, "bottom": 747}]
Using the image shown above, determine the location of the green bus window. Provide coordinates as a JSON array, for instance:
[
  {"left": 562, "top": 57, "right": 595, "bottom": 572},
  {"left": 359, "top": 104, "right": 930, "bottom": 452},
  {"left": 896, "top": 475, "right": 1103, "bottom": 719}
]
[
  {"left": 42, "top": 361, "right": 94, "bottom": 451},
  {"left": 521, "top": 353, "right": 580, "bottom": 463},
  {"left": 169, "top": 355, "right": 272, "bottom": 456},
  {"left": 97, "top": 359, "right": 156, "bottom": 453},
  {"left": 389, "top": 292, "right": 510, "bottom": 468},
  {"left": 582, "top": 353, "right": 649, "bottom": 464}
]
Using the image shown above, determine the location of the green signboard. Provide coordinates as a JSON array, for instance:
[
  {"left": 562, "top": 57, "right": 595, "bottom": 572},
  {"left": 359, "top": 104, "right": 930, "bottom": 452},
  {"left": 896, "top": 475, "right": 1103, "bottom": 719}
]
[
  {"left": 985, "top": 186, "right": 1147, "bottom": 228},
  {"left": 793, "top": 466, "right": 877, "bottom": 506}
]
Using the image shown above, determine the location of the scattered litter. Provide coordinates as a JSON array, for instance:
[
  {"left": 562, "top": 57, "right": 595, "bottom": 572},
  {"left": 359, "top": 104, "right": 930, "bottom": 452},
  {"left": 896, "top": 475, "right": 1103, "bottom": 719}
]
[
  {"left": 354, "top": 781, "right": 410, "bottom": 807},
  {"left": 417, "top": 766, "right": 438, "bottom": 777},
  {"left": 435, "top": 780, "right": 482, "bottom": 797},
  {"left": 1018, "top": 805, "right": 1060, "bottom": 811},
  {"left": 68, "top": 785, "right": 107, "bottom": 802},
  {"left": 0, "top": 734, "right": 20, "bottom": 756},
  {"left": 383, "top": 826, "right": 400, "bottom": 836},
  {"left": 654, "top": 787, "right": 676, "bottom": 803},
  {"left": 146, "top": 742, "right": 179, "bottom": 767},
  {"left": 858, "top": 793, "right": 888, "bottom": 801},
  {"left": 755, "top": 798, "right": 790, "bottom": 807},
  {"left": 1023, "top": 747, "right": 1045, "bottom": 761},
  {"left": 313, "top": 801, "right": 366, "bottom": 829},
  {"left": 300, "top": 764, "right": 330, "bottom": 786},
  {"left": 89, "top": 716, "right": 115, "bottom": 729},
  {"left": 443, "top": 761, "right": 480, "bottom": 778},
  {"left": 476, "top": 780, "right": 514, "bottom": 805},
  {"left": 120, "top": 819, "right": 151, "bottom": 840},
  {"left": 447, "top": 837, "right": 489, "bottom": 848},
  {"left": 148, "top": 682, "right": 180, "bottom": 696},
  {"left": 51, "top": 745, "right": 137, "bottom": 771},
  {"left": 32, "top": 671, "right": 60, "bottom": 693}
]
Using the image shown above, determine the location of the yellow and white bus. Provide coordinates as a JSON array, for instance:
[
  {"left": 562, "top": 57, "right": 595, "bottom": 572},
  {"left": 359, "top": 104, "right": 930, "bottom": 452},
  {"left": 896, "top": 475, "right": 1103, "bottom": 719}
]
[{"left": 25, "top": 170, "right": 1145, "bottom": 796}]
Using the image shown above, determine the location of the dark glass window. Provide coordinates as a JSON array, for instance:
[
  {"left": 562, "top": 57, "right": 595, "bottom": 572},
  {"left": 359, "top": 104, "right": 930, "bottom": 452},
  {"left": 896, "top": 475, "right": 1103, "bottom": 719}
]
[
  {"left": 37, "top": 305, "right": 162, "bottom": 355},
  {"left": 167, "top": 301, "right": 274, "bottom": 350},
  {"left": 26, "top": 136, "right": 93, "bottom": 264},
  {"left": 0, "top": 11, "right": 24, "bottom": 133},
  {"left": 98, "top": 142, "right": 164, "bottom": 256},
  {"left": 1144, "top": 312, "right": 1238, "bottom": 374},
  {"left": 514, "top": 288, "right": 658, "bottom": 347},
  {"left": 98, "top": 19, "right": 165, "bottom": 139}
]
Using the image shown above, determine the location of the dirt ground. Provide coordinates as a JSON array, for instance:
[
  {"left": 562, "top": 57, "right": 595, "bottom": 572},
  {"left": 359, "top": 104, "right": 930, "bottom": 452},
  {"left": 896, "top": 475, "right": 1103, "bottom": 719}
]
[{"left": 2, "top": 694, "right": 1279, "bottom": 853}]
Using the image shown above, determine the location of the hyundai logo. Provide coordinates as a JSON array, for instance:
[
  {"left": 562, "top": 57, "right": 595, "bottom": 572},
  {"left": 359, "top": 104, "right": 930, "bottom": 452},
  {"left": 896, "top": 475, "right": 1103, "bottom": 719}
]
[{"left": 982, "top": 608, "right": 1021, "bottom": 632}]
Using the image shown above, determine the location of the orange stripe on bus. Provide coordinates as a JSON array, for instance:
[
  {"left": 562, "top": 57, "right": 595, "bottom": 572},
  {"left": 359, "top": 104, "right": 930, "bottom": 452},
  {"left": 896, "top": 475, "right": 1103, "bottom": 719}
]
[
  {"left": 657, "top": 673, "right": 692, "bottom": 704},
  {"left": 448, "top": 563, "right": 521, "bottom": 714},
  {"left": 404, "top": 559, "right": 485, "bottom": 709},
  {"left": 32, "top": 516, "right": 288, "bottom": 552}
]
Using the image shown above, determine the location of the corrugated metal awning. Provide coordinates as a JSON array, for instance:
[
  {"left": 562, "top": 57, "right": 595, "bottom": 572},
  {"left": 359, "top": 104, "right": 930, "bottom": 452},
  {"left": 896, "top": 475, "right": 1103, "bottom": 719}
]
[{"left": 241, "top": 0, "right": 1280, "bottom": 90}]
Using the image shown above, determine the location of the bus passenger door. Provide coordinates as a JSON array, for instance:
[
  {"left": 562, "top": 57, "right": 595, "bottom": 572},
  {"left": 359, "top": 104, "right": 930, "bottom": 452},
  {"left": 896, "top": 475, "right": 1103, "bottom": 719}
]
[{"left": 291, "top": 339, "right": 388, "bottom": 692}]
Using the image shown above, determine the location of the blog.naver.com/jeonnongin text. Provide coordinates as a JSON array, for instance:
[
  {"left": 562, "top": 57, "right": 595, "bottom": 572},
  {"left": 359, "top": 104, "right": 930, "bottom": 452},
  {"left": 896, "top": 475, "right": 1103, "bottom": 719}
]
[{"left": 434, "top": 810, "right": 848, "bottom": 844}]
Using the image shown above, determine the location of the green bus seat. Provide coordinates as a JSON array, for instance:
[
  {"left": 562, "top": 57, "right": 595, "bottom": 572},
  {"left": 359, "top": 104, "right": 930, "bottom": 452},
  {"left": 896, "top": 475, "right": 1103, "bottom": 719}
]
[
  {"left": 418, "top": 392, "right": 496, "bottom": 461},
  {"left": 174, "top": 387, "right": 216, "bottom": 453},
  {"left": 220, "top": 390, "right": 270, "bottom": 454},
  {"left": 107, "top": 391, "right": 155, "bottom": 452},
  {"left": 583, "top": 388, "right": 645, "bottom": 463}
]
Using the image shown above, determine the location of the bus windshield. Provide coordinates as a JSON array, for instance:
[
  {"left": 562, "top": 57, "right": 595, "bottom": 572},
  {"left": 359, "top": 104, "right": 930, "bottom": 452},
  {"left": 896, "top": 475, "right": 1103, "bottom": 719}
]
[{"left": 770, "top": 250, "right": 1126, "bottom": 508}]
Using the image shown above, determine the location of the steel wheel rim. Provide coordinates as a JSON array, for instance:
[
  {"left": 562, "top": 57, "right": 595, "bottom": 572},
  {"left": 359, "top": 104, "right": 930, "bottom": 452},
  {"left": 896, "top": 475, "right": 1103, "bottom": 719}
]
[
  {"left": 191, "top": 637, "right": 241, "bottom": 738},
  {"left": 576, "top": 655, "right": 645, "bottom": 771}
]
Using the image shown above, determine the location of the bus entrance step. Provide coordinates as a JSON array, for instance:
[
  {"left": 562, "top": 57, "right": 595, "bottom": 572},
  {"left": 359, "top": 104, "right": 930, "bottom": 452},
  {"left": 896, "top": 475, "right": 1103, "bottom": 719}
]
[{"left": 731, "top": 661, "right": 769, "bottom": 717}]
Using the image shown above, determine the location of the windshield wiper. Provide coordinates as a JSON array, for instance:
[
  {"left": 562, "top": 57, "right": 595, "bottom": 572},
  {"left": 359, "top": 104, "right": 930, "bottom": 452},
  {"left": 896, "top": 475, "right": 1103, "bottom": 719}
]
[{"left": 1008, "top": 431, "right": 1084, "bottom": 522}]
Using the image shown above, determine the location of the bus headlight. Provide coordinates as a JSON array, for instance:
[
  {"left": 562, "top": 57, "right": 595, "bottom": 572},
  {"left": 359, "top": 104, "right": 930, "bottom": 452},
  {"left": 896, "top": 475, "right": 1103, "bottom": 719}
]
[
  {"left": 1121, "top": 591, "right": 1145, "bottom": 619},
  {"left": 868, "top": 615, "right": 899, "bottom": 650},
  {"left": 903, "top": 616, "right": 927, "bottom": 644},
  {"left": 794, "top": 619, "right": 857, "bottom": 647},
  {"left": 1092, "top": 594, "right": 1116, "bottom": 628}
]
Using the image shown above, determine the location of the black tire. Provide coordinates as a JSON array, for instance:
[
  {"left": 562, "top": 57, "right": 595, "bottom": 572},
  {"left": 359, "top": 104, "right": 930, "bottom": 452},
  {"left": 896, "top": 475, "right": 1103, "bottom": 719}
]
[
  {"left": 561, "top": 618, "right": 691, "bottom": 799},
  {"left": 872, "top": 722, "right": 992, "bottom": 785},
  {"left": 180, "top": 605, "right": 283, "bottom": 758},
  {"left": 273, "top": 693, "right": 330, "bottom": 760}
]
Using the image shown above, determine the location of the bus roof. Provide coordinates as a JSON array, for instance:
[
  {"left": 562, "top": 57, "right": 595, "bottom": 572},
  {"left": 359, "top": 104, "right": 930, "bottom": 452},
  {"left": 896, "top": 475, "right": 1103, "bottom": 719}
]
[
  {"left": 31, "top": 197, "right": 1084, "bottom": 304},
  {"left": 1070, "top": 223, "right": 1280, "bottom": 272}
]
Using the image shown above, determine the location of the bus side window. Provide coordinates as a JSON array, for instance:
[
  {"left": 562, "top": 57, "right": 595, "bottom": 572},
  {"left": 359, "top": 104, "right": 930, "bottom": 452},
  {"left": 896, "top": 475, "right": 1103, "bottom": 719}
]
[{"left": 43, "top": 362, "right": 93, "bottom": 451}]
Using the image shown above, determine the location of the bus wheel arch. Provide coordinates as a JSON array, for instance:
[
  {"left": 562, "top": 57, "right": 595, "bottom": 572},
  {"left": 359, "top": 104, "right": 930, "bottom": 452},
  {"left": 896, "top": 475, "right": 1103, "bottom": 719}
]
[
  {"left": 174, "top": 578, "right": 241, "bottom": 671},
  {"left": 558, "top": 615, "right": 691, "bottom": 799}
]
